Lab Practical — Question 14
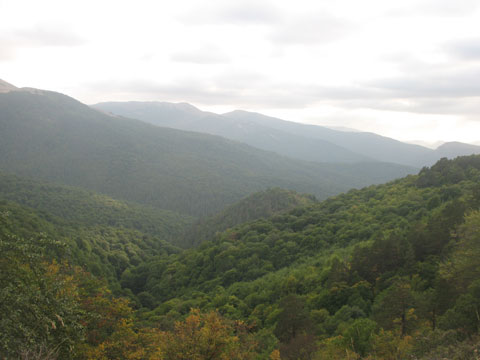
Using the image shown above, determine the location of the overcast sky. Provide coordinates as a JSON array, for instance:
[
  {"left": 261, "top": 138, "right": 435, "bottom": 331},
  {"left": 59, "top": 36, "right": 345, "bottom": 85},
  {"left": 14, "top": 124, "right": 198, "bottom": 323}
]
[{"left": 1, "top": 0, "right": 480, "bottom": 145}]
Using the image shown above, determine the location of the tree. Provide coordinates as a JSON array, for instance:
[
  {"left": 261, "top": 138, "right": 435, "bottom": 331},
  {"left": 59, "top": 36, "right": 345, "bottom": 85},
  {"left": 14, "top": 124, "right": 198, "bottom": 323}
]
[
  {"left": 441, "top": 210, "right": 480, "bottom": 292},
  {"left": 0, "top": 213, "right": 83, "bottom": 359},
  {"left": 160, "top": 309, "right": 256, "bottom": 360},
  {"left": 341, "top": 318, "right": 377, "bottom": 356},
  {"left": 274, "top": 295, "right": 316, "bottom": 359},
  {"left": 373, "top": 278, "right": 415, "bottom": 336}
]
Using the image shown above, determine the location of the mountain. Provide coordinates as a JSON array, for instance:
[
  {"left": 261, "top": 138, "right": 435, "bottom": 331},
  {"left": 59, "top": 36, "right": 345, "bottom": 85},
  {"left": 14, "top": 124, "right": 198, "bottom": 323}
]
[
  {"left": 93, "top": 101, "right": 376, "bottom": 163},
  {"left": 181, "top": 188, "right": 316, "bottom": 247},
  {"left": 95, "top": 101, "right": 480, "bottom": 168},
  {"left": 0, "top": 187, "right": 183, "bottom": 290},
  {"left": 224, "top": 110, "right": 480, "bottom": 167},
  {"left": 436, "top": 141, "right": 480, "bottom": 159},
  {"left": 0, "top": 171, "right": 193, "bottom": 241},
  {"left": 0, "top": 79, "right": 17, "bottom": 93},
  {"left": 0, "top": 86, "right": 416, "bottom": 217}
]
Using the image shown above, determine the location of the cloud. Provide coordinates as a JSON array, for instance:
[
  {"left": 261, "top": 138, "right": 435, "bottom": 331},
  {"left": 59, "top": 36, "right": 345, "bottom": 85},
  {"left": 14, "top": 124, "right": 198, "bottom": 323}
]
[
  {"left": 85, "top": 75, "right": 319, "bottom": 109},
  {"left": 0, "top": 38, "right": 16, "bottom": 61},
  {"left": 0, "top": 24, "right": 85, "bottom": 62},
  {"left": 182, "top": 1, "right": 280, "bottom": 25},
  {"left": 84, "top": 52, "right": 480, "bottom": 119},
  {"left": 445, "top": 38, "right": 480, "bottom": 61},
  {"left": 329, "top": 98, "right": 480, "bottom": 117},
  {"left": 418, "top": 0, "right": 480, "bottom": 17},
  {"left": 216, "top": 1, "right": 280, "bottom": 25},
  {"left": 171, "top": 46, "right": 230, "bottom": 64},
  {"left": 13, "top": 24, "right": 85, "bottom": 47},
  {"left": 84, "top": 63, "right": 480, "bottom": 116},
  {"left": 301, "top": 64, "right": 480, "bottom": 117},
  {"left": 270, "top": 13, "right": 354, "bottom": 46},
  {"left": 366, "top": 67, "right": 480, "bottom": 98},
  {"left": 389, "top": 0, "right": 480, "bottom": 18}
]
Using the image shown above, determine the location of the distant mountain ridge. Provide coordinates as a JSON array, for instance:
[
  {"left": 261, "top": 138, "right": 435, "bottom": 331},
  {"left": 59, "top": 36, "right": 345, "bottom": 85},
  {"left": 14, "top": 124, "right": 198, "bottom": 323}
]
[
  {"left": 0, "top": 79, "right": 18, "bottom": 93},
  {"left": 93, "top": 102, "right": 375, "bottom": 164},
  {"left": 94, "top": 102, "right": 480, "bottom": 167},
  {"left": 0, "top": 84, "right": 416, "bottom": 217}
]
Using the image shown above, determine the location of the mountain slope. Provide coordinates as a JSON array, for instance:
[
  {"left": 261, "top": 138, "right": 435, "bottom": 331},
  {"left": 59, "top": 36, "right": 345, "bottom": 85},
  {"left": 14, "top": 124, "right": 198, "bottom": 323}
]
[
  {"left": 0, "top": 171, "right": 193, "bottom": 241},
  {"left": 0, "top": 79, "right": 18, "bottom": 93},
  {"left": 0, "top": 88, "right": 416, "bottom": 217},
  {"left": 182, "top": 188, "right": 316, "bottom": 247},
  {"left": 122, "top": 155, "right": 480, "bottom": 357},
  {"left": 0, "top": 196, "right": 182, "bottom": 290},
  {"left": 93, "top": 101, "right": 377, "bottom": 163},
  {"left": 96, "top": 102, "right": 480, "bottom": 168},
  {"left": 224, "top": 110, "right": 480, "bottom": 167},
  {"left": 436, "top": 141, "right": 480, "bottom": 159}
]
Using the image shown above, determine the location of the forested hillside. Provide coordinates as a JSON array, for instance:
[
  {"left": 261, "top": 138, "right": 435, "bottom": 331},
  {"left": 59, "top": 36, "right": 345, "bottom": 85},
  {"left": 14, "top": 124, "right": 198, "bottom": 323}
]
[
  {"left": 0, "top": 173, "right": 187, "bottom": 292},
  {"left": 181, "top": 188, "right": 316, "bottom": 247},
  {"left": 0, "top": 89, "right": 416, "bottom": 217},
  {"left": 3, "top": 155, "right": 480, "bottom": 359},
  {"left": 0, "top": 172, "right": 192, "bottom": 241},
  {"left": 121, "top": 155, "right": 480, "bottom": 359}
]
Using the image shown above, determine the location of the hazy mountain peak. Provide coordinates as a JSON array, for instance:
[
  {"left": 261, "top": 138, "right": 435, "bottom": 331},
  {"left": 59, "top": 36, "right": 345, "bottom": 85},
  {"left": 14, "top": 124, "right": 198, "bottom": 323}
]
[
  {"left": 437, "top": 141, "right": 480, "bottom": 151},
  {"left": 0, "top": 79, "right": 18, "bottom": 93},
  {"left": 223, "top": 109, "right": 266, "bottom": 118},
  {"left": 325, "top": 125, "right": 361, "bottom": 133}
]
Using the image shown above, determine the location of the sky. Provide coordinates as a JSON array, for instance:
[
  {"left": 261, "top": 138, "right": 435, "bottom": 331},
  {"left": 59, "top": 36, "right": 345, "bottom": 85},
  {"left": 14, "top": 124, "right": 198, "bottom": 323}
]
[{"left": 1, "top": 0, "right": 480, "bottom": 145}]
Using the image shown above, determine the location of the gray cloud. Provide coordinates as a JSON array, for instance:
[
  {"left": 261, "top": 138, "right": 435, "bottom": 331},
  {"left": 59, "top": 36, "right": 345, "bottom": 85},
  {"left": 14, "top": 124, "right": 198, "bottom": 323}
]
[
  {"left": 419, "top": 0, "right": 479, "bottom": 17},
  {"left": 445, "top": 38, "right": 480, "bottom": 61},
  {"left": 182, "top": 1, "right": 280, "bottom": 25},
  {"left": 13, "top": 25, "right": 85, "bottom": 47},
  {"left": 0, "top": 38, "right": 16, "bottom": 62},
  {"left": 330, "top": 98, "right": 480, "bottom": 117},
  {"left": 0, "top": 24, "right": 85, "bottom": 62},
  {"left": 216, "top": 1, "right": 280, "bottom": 24},
  {"left": 85, "top": 75, "right": 318, "bottom": 109},
  {"left": 270, "top": 13, "right": 354, "bottom": 45},
  {"left": 366, "top": 68, "right": 480, "bottom": 98},
  {"left": 85, "top": 58, "right": 480, "bottom": 119},
  {"left": 303, "top": 65, "right": 480, "bottom": 117},
  {"left": 389, "top": 0, "right": 480, "bottom": 17},
  {"left": 171, "top": 46, "right": 230, "bottom": 64}
]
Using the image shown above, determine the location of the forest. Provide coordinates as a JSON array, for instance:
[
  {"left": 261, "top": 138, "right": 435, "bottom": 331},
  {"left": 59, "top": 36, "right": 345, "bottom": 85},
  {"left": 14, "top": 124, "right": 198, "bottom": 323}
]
[{"left": 2, "top": 155, "right": 480, "bottom": 359}]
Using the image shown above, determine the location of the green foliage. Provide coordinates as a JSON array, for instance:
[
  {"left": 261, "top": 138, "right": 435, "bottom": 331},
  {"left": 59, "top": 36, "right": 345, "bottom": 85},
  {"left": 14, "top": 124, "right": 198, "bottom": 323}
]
[
  {"left": 4, "top": 148, "right": 480, "bottom": 358},
  {"left": 0, "top": 182, "right": 182, "bottom": 294},
  {"left": 116, "top": 155, "right": 480, "bottom": 358},
  {"left": 0, "top": 171, "right": 193, "bottom": 241},
  {"left": 0, "top": 213, "right": 83, "bottom": 359},
  {"left": 182, "top": 188, "right": 316, "bottom": 247}
]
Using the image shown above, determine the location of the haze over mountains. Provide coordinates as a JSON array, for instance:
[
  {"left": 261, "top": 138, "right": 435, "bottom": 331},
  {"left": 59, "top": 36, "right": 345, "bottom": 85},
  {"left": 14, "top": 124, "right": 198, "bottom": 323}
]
[
  {"left": 0, "top": 81, "right": 417, "bottom": 217},
  {"left": 94, "top": 101, "right": 480, "bottom": 168}
]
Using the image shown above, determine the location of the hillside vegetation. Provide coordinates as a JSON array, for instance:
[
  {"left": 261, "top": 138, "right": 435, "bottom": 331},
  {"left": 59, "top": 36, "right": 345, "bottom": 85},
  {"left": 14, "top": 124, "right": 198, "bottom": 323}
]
[
  {"left": 3, "top": 155, "right": 480, "bottom": 359},
  {"left": 0, "top": 172, "right": 192, "bottom": 240},
  {"left": 181, "top": 188, "right": 316, "bottom": 247},
  {"left": 0, "top": 173, "right": 187, "bottom": 292}
]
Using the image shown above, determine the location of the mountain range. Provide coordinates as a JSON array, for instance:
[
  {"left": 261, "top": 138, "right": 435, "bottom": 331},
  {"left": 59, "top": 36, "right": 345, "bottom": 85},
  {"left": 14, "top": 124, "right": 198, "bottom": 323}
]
[
  {"left": 93, "top": 101, "right": 480, "bottom": 167},
  {"left": 0, "top": 82, "right": 416, "bottom": 217}
]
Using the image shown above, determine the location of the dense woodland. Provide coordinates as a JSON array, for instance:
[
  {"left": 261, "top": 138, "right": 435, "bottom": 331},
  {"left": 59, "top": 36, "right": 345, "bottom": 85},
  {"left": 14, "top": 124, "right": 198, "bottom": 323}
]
[{"left": 3, "top": 155, "right": 480, "bottom": 359}]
